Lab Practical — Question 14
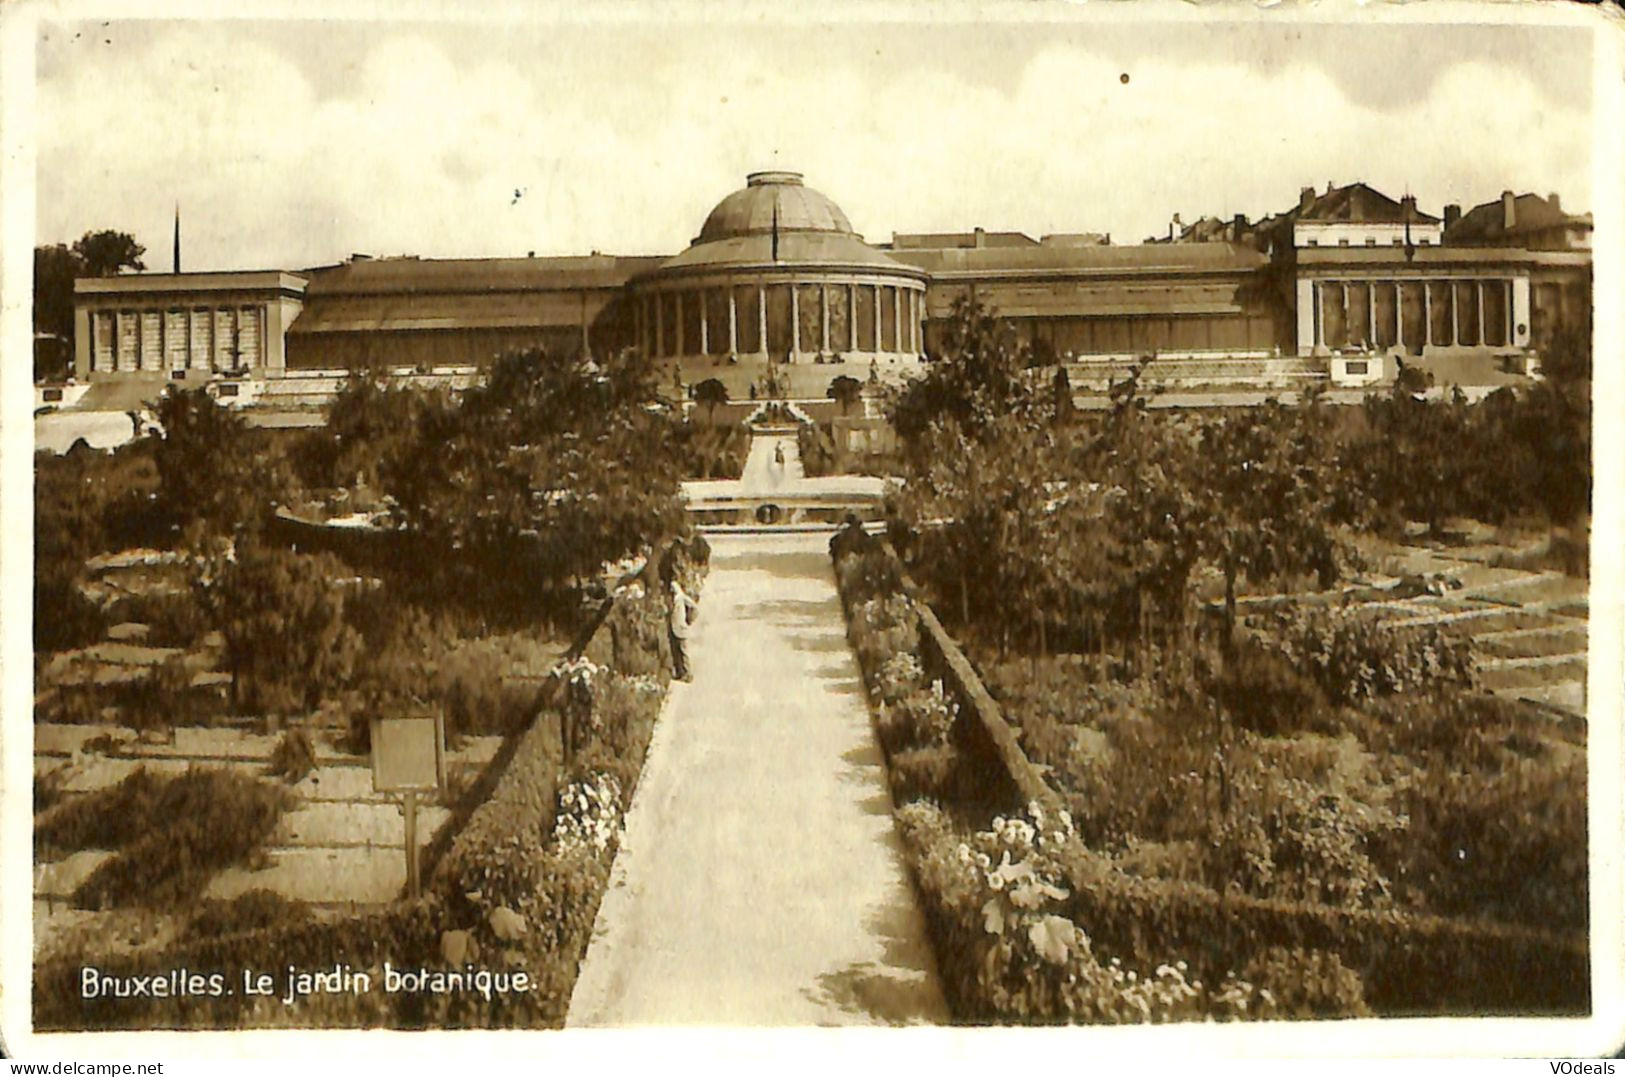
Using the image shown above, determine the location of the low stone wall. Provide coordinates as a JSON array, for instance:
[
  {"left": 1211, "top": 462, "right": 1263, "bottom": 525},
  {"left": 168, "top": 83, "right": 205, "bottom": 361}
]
[{"left": 910, "top": 600, "right": 1065, "bottom": 818}]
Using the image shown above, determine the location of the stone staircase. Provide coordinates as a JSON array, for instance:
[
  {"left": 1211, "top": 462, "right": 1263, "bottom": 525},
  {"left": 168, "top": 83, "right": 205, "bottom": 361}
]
[{"left": 1065, "top": 355, "right": 1328, "bottom": 391}]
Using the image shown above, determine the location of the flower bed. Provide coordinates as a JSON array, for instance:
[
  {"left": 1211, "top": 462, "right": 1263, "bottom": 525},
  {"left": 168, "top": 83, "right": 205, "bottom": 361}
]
[{"left": 829, "top": 524, "right": 1588, "bottom": 1022}]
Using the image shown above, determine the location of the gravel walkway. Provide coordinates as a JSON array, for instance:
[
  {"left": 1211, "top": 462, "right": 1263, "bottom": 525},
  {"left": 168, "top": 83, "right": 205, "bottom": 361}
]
[{"left": 567, "top": 532, "right": 947, "bottom": 1026}]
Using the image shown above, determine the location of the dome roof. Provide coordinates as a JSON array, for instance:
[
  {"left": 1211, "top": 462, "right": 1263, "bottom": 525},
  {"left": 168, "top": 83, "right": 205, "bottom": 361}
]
[{"left": 697, "top": 172, "right": 854, "bottom": 243}]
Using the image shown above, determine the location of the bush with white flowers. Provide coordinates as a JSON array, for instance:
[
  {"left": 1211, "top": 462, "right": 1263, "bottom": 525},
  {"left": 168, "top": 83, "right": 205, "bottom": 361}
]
[{"left": 551, "top": 772, "right": 624, "bottom": 857}]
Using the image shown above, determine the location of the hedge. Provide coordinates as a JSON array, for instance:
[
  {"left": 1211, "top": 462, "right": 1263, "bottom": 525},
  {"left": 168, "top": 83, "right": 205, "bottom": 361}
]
[{"left": 1058, "top": 852, "right": 1588, "bottom": 1017}]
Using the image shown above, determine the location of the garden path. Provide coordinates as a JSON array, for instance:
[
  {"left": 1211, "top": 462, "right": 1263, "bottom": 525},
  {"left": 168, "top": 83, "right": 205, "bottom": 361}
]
[
  {"left": 567, "top": 531, "right": 948, "bottom": 1026},
  {"left": 739, "top": 430, "right": 805, "bottom": 493}
]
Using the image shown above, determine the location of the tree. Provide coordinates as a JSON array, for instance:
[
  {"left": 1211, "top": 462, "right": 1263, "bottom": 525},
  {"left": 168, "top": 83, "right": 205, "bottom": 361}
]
[
  {"left": 72, "top": 230, "right": 146, "bottom": 277},
  {"left": 1346, "top": 384, "right": 1473, "bottom": 535},
  {"left": 1190, "top": 397, "right": 1341, "bottom": 660},
  {"left": 381, "top": 348, "right": 687, "bottom": 625},
  {"left": 298, "top": 367, "right": 454, "bottom": 492},
  {"left": 33, "top": 230, "right": 146, "bottom": 382},
  {"left": 828, "top": 374, "right": 864, "bottom": 417},
  {"left": 1051, "top": 366, "right": 1076, "bottom": 427},
  {"left": 693, "top": 377, "right": 729, "bottom": 425},
  {"left": 194, "top": 540, "right": 362, "bottom": 715},
  {"left": 33, "top": 245, "right": 82, "bottom": 381},
  {"left": 889, "top": 297, "right": 1040, "bottom": 449},
  {"left": 153, "top": 388, "right": 288, "bottom": 543}
]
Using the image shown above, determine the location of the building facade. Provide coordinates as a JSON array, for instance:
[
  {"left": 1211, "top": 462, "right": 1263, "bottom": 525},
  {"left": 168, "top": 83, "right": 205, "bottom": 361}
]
[
  {"left": 628, "top": 172, "right": 929, "bottom": 365},
  {"left": 68, "top": 174, "right": 1593, "bottom": 397}
]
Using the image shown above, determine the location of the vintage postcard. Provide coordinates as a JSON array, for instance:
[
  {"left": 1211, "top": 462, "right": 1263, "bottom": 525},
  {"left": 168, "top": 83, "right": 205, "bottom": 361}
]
[{"left": 2, "top": 0, "right": 1621, "bottom": 1063}]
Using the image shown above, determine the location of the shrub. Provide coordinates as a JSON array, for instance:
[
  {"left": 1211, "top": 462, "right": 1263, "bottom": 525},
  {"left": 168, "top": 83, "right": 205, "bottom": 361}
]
[
  {"left": 35, "top": 899, "right": 444, "bottom": 1030},
  {"left": 182, "top": 889, "right": 312, "bottom": 941},
  {"left": 1202, "top": 765, "right": 1406, "bottom": 910},
  {"left": 36, "top": 767, "right": 168, "bottom": 857},
  {"left": 63, "top": 768, "right": 293, "bottom": 909},
  {"left": 1215, "top": 636, "right": 1338, "bottom": 736},
  {"left": 892, "top": 679, "right": 959, "bottom": 747},
  {"left": 1240, "top": 946, "right": 1371, "bottom": 1019},
  {"left": 896, "top": 800, "right": 1323, "bottom": 1024},
  {"left": 267, "top": 727, "right": 317, "bottom": 784},
  {"left": 888, "top": 744, "right": 961, "bottom": 803},
  {"left": 1254, "top": 606, "right": 1476, "bottom": 704},
  {"left": 130, "top": 590, "right": 210, "bottom": 648},
  {"left": 872, "top": 651, "right": 925, "bottom": 706},
  {"left": 34, "top": 569, "right": 105, "bottom": 655},
  {"left": 1056, "top": 843, "right": 1585, "bottom": 1016},
  {"left": 118, "top": 656, "right": 196, "bottom": 733},
  {"left": 1399, "top": 753, "right": 1587, "bottom": 931}
]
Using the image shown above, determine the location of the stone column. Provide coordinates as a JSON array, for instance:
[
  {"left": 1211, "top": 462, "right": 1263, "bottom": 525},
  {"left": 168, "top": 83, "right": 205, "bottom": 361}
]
[
  {"left": 674, "top": 291, "right": 685, "bottom": 359},
  {"left": 264, "top": 300, "right": 285, "bottom": 374},
  {"left": 873, "top": 284, "right": 883, "bottom": 352},
  {"left": 728, "top": 286, "right": 738, "bottom": 355},
  {"left": 1314, "top": 282, "right": 1325, "bottom": 350},
  {"left": 1477, "top": 280, "right": 1486, "bottom": 345},
  {"left": 757, "top": 283, "right": 768, "bottom": 358},
  {"left": 1368, "top": 282, "right": 1377, "bottom": 346},
  {"left": 790, "top": 283, "right": 801, "bottom": 359},
  {"left": 699, "top": 288, "right": 710, "bottom": 356},
  {"left": 655, "top": 292, "right": 666, "bottom": 358},
  {"left": 821, "top": 282, "right": 831, "bottom": 355},
  {"left": 1423, "top": 283, "right": 1433, "bottom": 347},
  {"left": 1455, "top": 280, "right": 1465, "bottom": 346},
  {"left": 1341, "top": 283, "right": 1350, "bottom": 349},
  {"left": 1295, "top": 278, "right": 1315, "bottom": 356},
  {"left": 1395, "top": 283, "right": 1404, "bottom": 349},
  {"left": 73, "top": 305, "right": 91, "bottom": 378},
  {"left": 1511, "top": 276, "right": 1531, "bottom": 347},
  {"left": 848, "top": 284, "right": 858, "bottom": 353},
  {"left": 897, "top": 285, "right": 910, "bottom": 354}
]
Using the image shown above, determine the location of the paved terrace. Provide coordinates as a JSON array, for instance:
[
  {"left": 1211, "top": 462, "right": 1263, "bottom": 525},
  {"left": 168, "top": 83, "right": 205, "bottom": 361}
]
[
  {"left": 567, "top": 532, "right": 946, "bottom": 1026},
  {"left": 681, "top": 430, "right": 887, "bottom": 506}
]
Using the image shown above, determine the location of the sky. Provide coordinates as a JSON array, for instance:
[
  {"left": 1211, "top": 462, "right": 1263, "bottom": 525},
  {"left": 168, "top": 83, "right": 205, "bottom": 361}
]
[{"left": 31, "top": 9, "right": 1597, "bottom": 272}]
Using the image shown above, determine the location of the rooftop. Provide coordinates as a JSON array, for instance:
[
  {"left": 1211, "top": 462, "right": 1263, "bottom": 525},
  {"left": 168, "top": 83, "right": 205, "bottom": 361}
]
[
  {"left": 893, "top": 242, "right": 1269, "bottom": 278},
  {"left": 696, "top": 172, "right": 854, "bottom": 243},
  {"left": 1447, "top": 192, "right": 1593, "bottom": 246}
]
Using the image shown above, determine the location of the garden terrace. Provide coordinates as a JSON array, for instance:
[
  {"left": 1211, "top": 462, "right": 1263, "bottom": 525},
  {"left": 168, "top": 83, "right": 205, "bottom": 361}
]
[
  {"left": 34, "top": 539, "right": 707, "bottom": 1030},
  {"left": 828, "top": 526, "right": 1587, "bottom": 1022}
]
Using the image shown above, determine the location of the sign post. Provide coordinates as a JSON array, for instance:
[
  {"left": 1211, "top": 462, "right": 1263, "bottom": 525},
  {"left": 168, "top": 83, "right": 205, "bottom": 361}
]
[{"left": 370, "top": 712, "right": 445, "bottom": 899}]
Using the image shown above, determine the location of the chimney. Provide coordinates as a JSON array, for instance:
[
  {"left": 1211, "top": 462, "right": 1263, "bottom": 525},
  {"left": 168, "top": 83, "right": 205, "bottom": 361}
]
[
  {"left": 1502, "top": 190, "right": 1516, "bottom": 231},
  {"left": 1232, "top": 213, "right": 1246, "bottom": 238},
  {"left": 1548, "top": 192, "right": 1561, "bottom": 214},
  {"left": 973, "top": 226, "right": 986, "bottom": 249},
  {"left": 1300, "top": 186, "right": 1316, "bottom": 212},
  {"left": 1443, "top": 204, "right": 1461, "bottom": 230},
  {"left": 1326, "top": 180, "right": 1335, "bottom": 194}
]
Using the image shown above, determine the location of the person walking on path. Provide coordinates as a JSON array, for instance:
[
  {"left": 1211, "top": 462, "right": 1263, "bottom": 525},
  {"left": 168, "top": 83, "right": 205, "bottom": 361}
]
[{"left": 668, "top": 572, "right": 697, "bottom": 682}]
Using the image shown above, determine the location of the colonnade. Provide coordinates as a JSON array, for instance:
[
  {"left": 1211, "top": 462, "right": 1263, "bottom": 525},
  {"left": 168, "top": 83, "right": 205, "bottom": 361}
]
[
  {"left": 635, "top": 278, "right": 925, "bottom": 361},
  {"left": 84, "top": 304, "right": 265, "bottom": 374},
  {"left": 1297, "top": 276, "right": 1532, "bottom": 354}
]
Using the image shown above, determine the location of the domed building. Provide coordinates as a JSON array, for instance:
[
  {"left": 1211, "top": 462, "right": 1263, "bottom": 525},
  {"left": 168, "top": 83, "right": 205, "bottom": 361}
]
[{"left": 628, "top": 172, "right": 928, "bottom": 372}]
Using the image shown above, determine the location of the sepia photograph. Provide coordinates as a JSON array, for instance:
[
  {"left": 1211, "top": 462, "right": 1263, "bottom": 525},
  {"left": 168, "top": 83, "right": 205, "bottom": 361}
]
[{"left": 3, "top": 0, "right": 1621, "bottom": 1060}]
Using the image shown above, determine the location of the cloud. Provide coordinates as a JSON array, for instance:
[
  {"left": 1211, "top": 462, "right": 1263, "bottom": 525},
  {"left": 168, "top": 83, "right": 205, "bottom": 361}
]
[{"left": 34, "top": 21, "right": 1593, "bottom": 269}]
